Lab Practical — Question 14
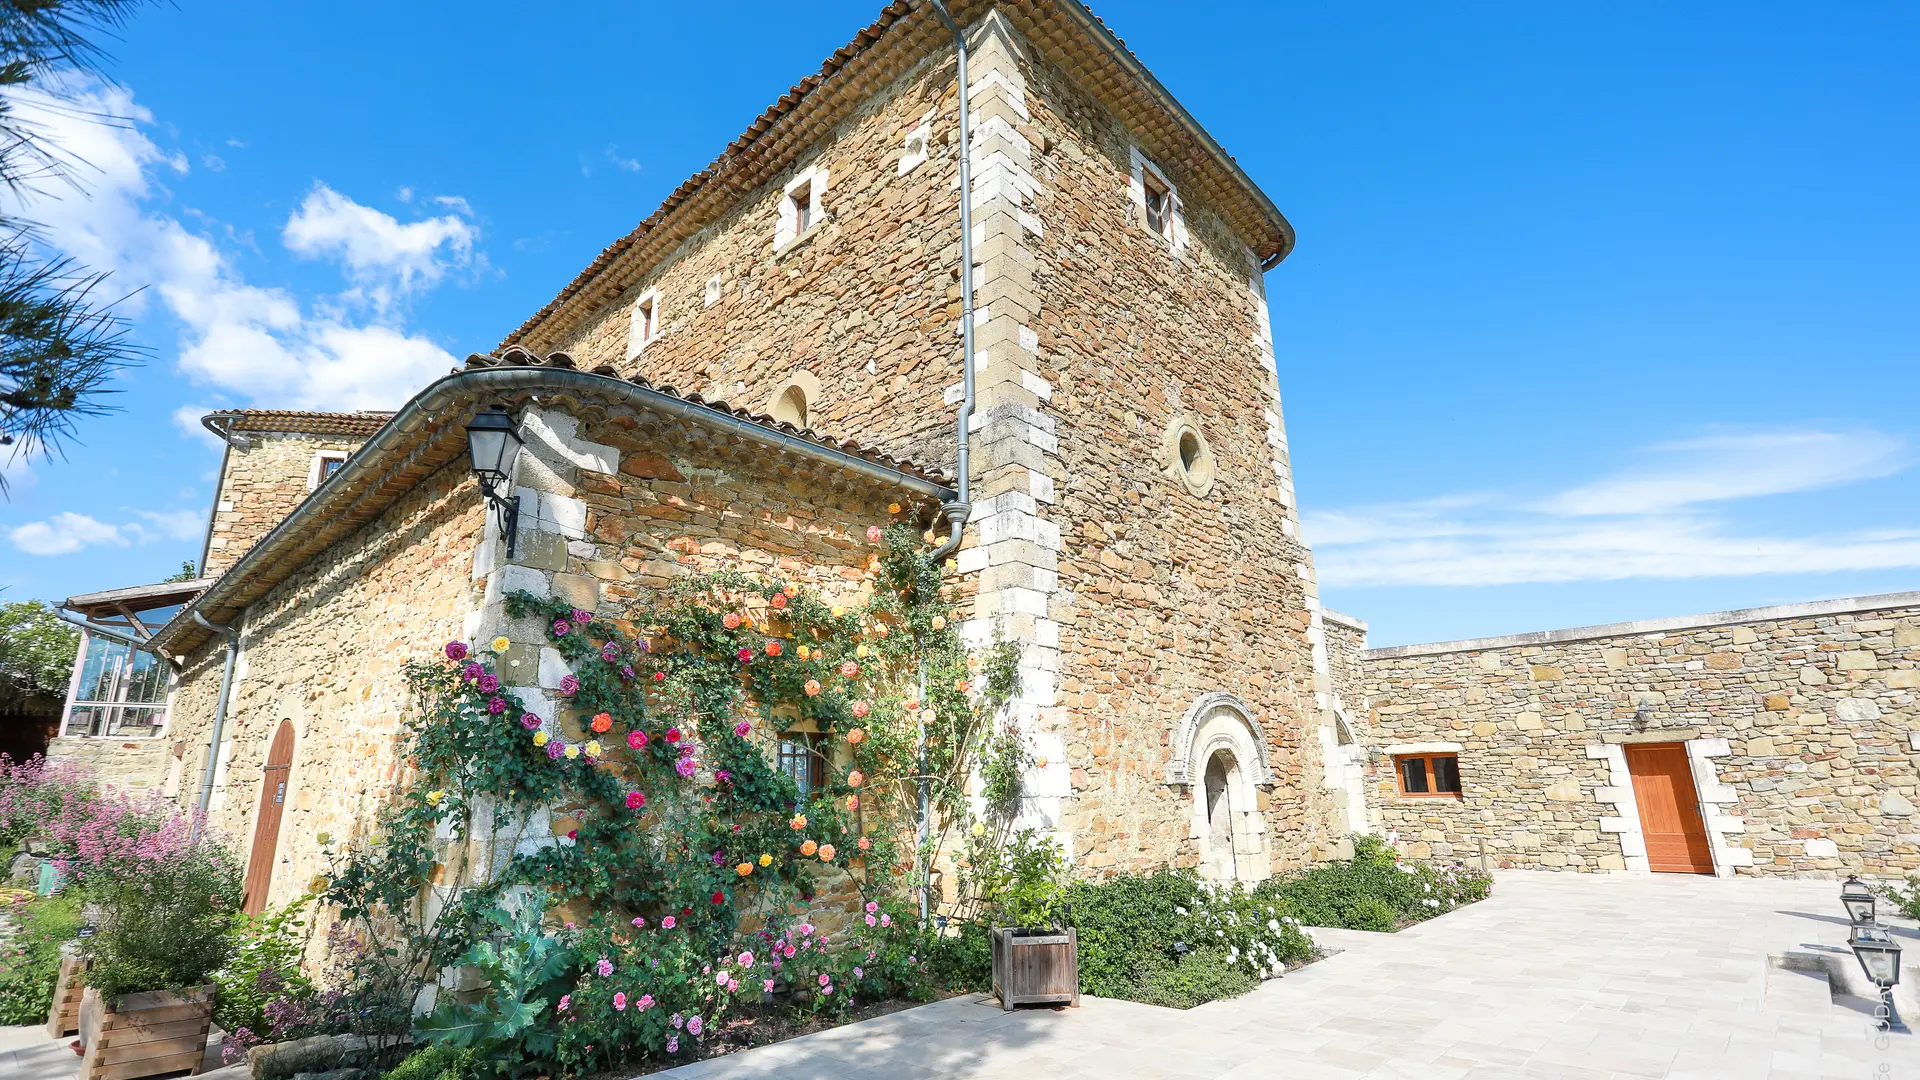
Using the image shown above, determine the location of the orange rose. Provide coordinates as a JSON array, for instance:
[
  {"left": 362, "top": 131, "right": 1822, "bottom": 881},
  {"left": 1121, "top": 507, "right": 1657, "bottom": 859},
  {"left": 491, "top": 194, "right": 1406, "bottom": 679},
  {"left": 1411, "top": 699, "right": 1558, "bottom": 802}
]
[
  {"left": 771, "top": 593, "right": 788, "bottom": 610},
  {"left": 804, "top": 679, "right": 821, "bottom": 697},
  {"left": 736, "top": 862, "right": 753, "bottom": 877},
  {"left": 801, "top": 839, "right": 818, "bottom": 856},
  {"left": 847, "top": 770, "right": 864, "bottom": 787},
  {"left": 765, "top": 640, "right": 782, "bottom": 657},
  {"left": 722, "top": 612, "right": 742, "bottom": 630},
  {"left": 845, "top": 795, "right": 859, "bottom": 812},
  {"left": 818, "top": 844, "right": 836, "bottom": 861},
  {"left": 954, "top": 679, "right": 969, "bottom": 693},
  {"left": 857, "top": 836, "right": 872, "bottom": 851},
  {"left": 847, "top": 727, "right": 866, "bottom": 743},
  {"left": 591, "top": 713, "right": 613, "bottom": 733}
]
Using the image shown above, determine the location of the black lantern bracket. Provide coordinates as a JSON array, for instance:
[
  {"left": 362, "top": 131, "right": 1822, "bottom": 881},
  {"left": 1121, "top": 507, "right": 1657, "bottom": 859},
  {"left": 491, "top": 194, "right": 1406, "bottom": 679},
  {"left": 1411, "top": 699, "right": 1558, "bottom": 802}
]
[{"left": 465, "top": 406, "right": 525, "bottom": 560}]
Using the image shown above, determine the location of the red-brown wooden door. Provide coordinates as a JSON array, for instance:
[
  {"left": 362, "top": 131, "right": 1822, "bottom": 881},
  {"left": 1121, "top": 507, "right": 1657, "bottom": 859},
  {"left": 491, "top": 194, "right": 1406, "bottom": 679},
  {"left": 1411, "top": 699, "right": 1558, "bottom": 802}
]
[
  {"left": 242, "top": 720, "right": 295, "bottom": 914},
  {"left": 1625, "top": 743, "right": 1714, "bottom": 874}
]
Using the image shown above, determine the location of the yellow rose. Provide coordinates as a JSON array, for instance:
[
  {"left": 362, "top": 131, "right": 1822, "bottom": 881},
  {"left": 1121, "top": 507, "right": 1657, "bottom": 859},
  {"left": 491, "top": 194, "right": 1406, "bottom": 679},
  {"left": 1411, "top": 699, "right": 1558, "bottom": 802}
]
[
  {"left": 972, "top": 822, "right": 986, "bottom": 837},
  {"left": 426, "top": 789, "right": 444, "bottom": 806},
  {"left": 931, "top": 616, "right": 946, "bottom": 630},
  {"left": 797, "top": 645, "right": 811, "bottom": 660},
  {"left": 856, "top": 644, "right": 869, "bottom": 658},
  {"left": 533, "top": 731, "right": 549, "bottom": 746},
  {"left": 831, "top": 605, "right": 845, "bottom": 618},
  {"left": 564, "top": 745, "right": 580, "bottom": 759},
  {"left": 585, "top": 740, "right": 602, "bottom": 757},
  {"left": 758, "top": 853, "right": 772, "bottom": 867},
  {"left": 491, "top": 636, "right": 511, "bottom": 653}
]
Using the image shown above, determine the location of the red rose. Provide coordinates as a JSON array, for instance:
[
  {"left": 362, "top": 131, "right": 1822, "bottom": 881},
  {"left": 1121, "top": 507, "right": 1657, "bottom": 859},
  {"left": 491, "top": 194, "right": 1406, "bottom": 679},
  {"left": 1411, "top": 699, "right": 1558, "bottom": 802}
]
[
  {"left": 653, "top": 671, "right": 666, "bottom": 682},
  {"left": 711, "top": 891, "right": 725, "bottom": 904},
  {"left": 666, "top": 728, "right": 682, "bottom": 743}
]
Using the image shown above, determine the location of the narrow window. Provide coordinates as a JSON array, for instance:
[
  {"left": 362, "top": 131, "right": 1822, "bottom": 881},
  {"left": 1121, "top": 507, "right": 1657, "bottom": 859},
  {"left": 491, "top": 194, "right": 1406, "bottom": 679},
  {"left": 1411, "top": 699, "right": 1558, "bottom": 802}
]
[
  {"left": 790, "top": 181, "right": 812, "bottom": 235},
  {"left": 308, "top": 450, "right": 349, "bottom": 491},
  {"left": 778, "top": 732, "right": 826, "bottom": 796},
  {"left": 320, "top": 457, "right": 344, "bottom": 482},
  {"left": 1144, "top": 173, "right": 1173, "bottom": 239},
  {"left": 1394, "top": 753, "right": 1463, "bottom": 798},
  {"left": 635, "top": 295, "right": 656, "bottom": 341}
]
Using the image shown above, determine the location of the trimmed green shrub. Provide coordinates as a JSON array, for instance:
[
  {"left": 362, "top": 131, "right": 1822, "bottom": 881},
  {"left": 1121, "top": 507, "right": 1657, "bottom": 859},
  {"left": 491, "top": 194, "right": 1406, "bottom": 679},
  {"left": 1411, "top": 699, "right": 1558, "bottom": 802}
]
[
  {"left": 1134, "top": 948, "right": 1256, "bottom": 1010},
  {"left": 384, "top": 1044, "right": 475, "bottom": 1080},
  {"left": 921, "top": 919, "right": 991, "bottom": 994},
  {"left": 1254, "top": 835, "right": 1491, "bottom": 931}
]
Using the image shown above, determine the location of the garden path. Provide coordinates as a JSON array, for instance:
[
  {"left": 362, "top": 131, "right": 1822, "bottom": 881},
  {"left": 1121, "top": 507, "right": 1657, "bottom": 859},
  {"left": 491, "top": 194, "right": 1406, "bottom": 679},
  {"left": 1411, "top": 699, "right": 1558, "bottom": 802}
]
[{"left": 649, "top": 870, "right": 1918, "bottom": 1080}]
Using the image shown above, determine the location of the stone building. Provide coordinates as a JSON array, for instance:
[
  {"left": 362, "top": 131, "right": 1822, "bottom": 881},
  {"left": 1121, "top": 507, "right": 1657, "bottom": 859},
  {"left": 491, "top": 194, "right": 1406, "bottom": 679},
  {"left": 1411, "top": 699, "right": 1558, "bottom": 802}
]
[
  {"left": 104, "top": 0, "right": 1355, "bottom": 917},
  {"left": 1334, "top": 593, "right": 1920, "bottom": 880}
]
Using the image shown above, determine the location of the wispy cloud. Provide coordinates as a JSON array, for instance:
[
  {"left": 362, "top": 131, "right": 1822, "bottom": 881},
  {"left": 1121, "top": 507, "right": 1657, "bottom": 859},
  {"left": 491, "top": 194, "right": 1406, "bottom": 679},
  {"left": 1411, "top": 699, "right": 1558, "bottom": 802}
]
[
  {"left": 283, "top": 183, "right": 477, "bottom": 312},
  {"left": 1308, "top": 428, "right": 1920, "bottom": 587},
  {"left": 8, "top": 506, "right": 204, "bottom": 556}
]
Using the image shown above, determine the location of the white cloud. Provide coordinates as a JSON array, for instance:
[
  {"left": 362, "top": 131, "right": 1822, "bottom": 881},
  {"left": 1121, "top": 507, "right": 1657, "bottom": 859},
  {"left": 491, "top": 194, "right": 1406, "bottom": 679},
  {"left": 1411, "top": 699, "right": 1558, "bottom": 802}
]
[
  {"left": 172, "top": 404, "right": 224, "bottom": 449},
  {"left": 1, "top": 80, "right": 465, "bottom": 413},
  {"left": 1537, "top": 430, "right": 1907, "bottom": 516},
  {"left": 11, "top": 512, "right": 130, "bottom": 555},
  {"left": 283, "top": 184, "right": 476, "bottom": 311},
  {"left": 131, "top": 508, "right": 204, "bottom": 542},
  {"left": 1308, "top": 428, "right": 1920, "bottom": 588}
]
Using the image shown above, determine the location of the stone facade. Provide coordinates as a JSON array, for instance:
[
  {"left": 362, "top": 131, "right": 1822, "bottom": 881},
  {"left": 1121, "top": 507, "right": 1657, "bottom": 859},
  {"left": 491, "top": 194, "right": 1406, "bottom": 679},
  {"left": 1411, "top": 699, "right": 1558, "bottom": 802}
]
[
  {"left": 166, "top": 460, "right": 486, "bottom": 909},
  {"left": 200, "top": 412, "right": 388, "bottom": 576},
  {"left": 500, "top": 12, "right": 1336, "bottom": 879},
  {"left": 1350, "top": 594, "right": 1920, "bottom": 879}
]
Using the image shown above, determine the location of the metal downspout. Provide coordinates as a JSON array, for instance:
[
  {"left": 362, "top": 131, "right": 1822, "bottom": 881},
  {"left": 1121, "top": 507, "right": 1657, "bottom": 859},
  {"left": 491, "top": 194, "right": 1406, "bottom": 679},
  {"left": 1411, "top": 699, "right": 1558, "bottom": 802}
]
[
  {"left": 928, "top": 0, "right": 976, "bottom": 565},
  {"left": 922, "top": 0, "right": 978, "bottom": 926},
  {"left": 189, "top": 610, "right": 239, "bottom": 842}
]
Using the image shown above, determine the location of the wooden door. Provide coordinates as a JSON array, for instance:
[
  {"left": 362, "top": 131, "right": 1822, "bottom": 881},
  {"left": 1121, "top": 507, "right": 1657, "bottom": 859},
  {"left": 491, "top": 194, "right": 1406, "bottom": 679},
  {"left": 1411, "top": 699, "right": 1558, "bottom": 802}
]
[
  {"left": 1625, "top": 743, "right": 1714, "bottom": 874},
  {"left": 242, "top": 721, "right": 295, "bottom": 914}
]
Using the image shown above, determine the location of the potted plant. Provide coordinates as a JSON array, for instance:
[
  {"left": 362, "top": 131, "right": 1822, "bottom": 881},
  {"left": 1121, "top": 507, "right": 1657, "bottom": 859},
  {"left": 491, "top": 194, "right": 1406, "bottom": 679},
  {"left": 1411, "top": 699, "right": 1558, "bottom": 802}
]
[
  {"left": 73, "top": 830, "right": 241, "bottom": 1080},
  {"left": 982, "top": 829, "right": 1078, "bottom": 1011}
]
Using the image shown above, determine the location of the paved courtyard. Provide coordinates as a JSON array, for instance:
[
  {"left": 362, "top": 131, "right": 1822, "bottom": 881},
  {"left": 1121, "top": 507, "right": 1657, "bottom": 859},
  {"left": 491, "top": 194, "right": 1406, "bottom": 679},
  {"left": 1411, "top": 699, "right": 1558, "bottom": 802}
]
[
  {"left": 2, "top": 871, "right": 1911, "bottom": 1080},
  {"left": 656, "top": 871, "right": 1918, "bottom": 1080}
]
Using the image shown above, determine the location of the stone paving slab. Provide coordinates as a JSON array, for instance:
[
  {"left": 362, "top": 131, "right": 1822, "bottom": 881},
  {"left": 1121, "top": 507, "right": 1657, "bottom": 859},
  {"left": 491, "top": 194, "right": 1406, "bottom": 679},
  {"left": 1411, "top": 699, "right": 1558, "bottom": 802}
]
[{"left": 651, "top": 871, "right": 1919, "bottom": 1079}]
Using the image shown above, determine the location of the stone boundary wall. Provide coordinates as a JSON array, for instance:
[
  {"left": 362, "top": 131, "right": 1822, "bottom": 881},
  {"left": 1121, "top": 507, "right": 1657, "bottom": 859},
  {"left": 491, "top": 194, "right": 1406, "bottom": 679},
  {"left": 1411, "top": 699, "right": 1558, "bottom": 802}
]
[{"left": 1357, "top": 593, "right": 1920, "bottom": 879}]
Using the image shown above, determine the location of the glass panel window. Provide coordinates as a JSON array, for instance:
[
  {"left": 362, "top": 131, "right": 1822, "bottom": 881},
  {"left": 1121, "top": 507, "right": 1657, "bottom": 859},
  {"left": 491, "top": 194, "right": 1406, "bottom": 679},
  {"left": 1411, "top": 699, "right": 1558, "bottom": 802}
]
[
  {"left": 778, "top": 733, "right": 825, "bottom": 797},
  {"left": 63, "top": 633, "right": 170, "bottom": 738},
  {"left": 1397, "top": 755, "right": 1429, "bottom": 794},
  {"left": 1395, "top": 753, "right": 1462, "bottom": 798}
]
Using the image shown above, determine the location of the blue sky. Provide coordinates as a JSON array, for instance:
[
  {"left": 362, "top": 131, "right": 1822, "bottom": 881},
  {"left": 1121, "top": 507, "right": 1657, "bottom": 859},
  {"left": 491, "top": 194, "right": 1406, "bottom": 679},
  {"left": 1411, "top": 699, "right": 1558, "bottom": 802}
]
[{"left": 1, "top": 1, "right": 1916, "bottom": 647}]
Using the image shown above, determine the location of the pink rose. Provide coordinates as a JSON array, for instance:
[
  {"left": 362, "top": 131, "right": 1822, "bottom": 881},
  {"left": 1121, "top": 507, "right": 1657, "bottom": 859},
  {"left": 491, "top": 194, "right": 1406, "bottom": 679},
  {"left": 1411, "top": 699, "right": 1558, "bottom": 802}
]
[
  {"left": 444, "top": 641, "right": 469, "bottom": 660},
  {"left": 662, "top": 916, "right": 676, "bottom": 929},
  {"left": 734, "top": 720, "right": 752, "bottom": 737},
  {"left": 818, "top": 973, "right": 830, "bottom": 987},
  {"left": 613, "top": 992, "right": 627, "bottom": 1011},
  {"left": 559, "top": 674, "right": 580, "bottom": 695},
  {"left": 866, "top": 525, "right": 882, "bottom": 542},
  {"left": 763, "top": 978, "right": 775, "bottom": 993}
]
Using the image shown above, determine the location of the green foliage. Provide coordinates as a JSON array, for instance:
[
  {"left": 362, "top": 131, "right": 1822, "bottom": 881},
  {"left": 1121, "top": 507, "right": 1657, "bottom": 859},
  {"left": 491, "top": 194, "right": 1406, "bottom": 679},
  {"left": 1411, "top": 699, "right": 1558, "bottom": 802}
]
[
  {"left": 214, "top": 895, "right": 317, "bottom": 1039},
  {"left": 1254, "top": 835, "right": 1493, "bottom": 931},
  {"left": 0, "top": 0, "right": 159, "bottom": 470},
  {"left": 1062, "top": 868, "right": 1312, "bottom": 1008},
  {"left": 416, "top": 904, "right": 574, "bottom": 1078},
  {"left": 315, "top": 522, "right": 1021, "bottom": 1072},
  {"left": 919, "top": 920, "right": 991, "bottom": 994},
  {"left": 0, "top": 600, "right": 77, "bottom": 708},
  {"left": 382, "top": 1045, "right": 475, "bottom": 1080},
  {"left": 1879, "top": 876, "right": 1920, "bottom": 921},
  {"left": 81, "top": 837, "right": 242, "bottom": 997},
  {"left": 0, "top": 890, "right": 81, "bottom": 1023},
  {"left": 958, "top": 826, "right": 1066, "bottom": 930},
  {"left": 1133, "top": 948, "right": 1257, "bottom": 1010}
]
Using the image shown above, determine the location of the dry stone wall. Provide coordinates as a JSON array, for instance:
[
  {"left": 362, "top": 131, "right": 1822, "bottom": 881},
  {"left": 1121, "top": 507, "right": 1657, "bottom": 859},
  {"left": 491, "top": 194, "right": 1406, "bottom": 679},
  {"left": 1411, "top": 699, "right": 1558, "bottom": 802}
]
[
  {"left": 1012, "top": 39, "right": 1338, "bottom": 877},
  {"left": 1358, "top": 595, "right": 1920, "bottom": 879},
  {"left": 203, "top": 432, "right": 369, "bottom": 577},
  {"left": 165, "top": 463, "right": 486, "bottom": 912}
]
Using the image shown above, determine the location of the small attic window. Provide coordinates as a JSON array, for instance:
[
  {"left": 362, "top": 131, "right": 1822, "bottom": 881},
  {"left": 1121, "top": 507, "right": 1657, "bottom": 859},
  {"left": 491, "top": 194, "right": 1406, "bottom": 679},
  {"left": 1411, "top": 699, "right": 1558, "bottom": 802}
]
[
  {"left": 1178, "top": 430, "right": 1201, "bottom": 472},
  {"left": 776, "top": 165, "right": 827, "bottom": 253},
  {"left": 898, "top": 112, "right": 933, "bottom": 175},
  {"left": 772, "top": 384, "right": 809, "bottom": 429},
  {"left": 789, "top": 181, "right": 813, "bottom": 234},
  {"left": 1144, "top": 173, "right": 1173, "bottom": 239},
  {"left": 626, "top": 288, "right": 661, "bottom": 360},
  {"left": 704, "top": 273, "right": 724, "bottom": 308},
  {"left": 307, "top": 450, "right": 348, "bottom": 492}
]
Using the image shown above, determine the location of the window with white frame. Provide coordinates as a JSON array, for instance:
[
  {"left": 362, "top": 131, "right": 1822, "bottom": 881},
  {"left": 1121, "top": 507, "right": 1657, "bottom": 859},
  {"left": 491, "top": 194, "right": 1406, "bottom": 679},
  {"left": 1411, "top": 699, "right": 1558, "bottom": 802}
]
[
  {"left": 626, "top": 287, "right": 661, "bottom": 360},
  {"left": 307, "top": 450, "right": 348, "bottom": 492},
  {"left": 775, "top": 165, "right": 828, "bottom": 252},
  {"left": 1130, "top": 148, "right": 1187, "bottom": 254}
]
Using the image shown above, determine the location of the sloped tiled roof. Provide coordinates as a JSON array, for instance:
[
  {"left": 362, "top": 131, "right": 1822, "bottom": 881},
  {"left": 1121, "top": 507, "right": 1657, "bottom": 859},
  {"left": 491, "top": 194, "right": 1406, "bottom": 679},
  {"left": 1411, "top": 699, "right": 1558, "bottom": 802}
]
[
  {"left": 206, "top": 409, "right": 395, "bottom": 438},
  {"left": 465, "top": 347, "right": 951, "bottom": 485},
  {"left": 502, "top": 0, "right": 1294, "bottom": 354},
  {"left": 149, "top": 355, "right": 954, "bottom": 657}
]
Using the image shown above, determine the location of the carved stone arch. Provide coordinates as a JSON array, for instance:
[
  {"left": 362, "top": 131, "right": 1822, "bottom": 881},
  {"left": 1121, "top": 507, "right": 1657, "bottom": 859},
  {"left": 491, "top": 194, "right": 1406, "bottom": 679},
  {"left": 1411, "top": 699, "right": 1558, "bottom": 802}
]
[{"left": 1166, "top": 692, "right": 1271, "bottom": 788}]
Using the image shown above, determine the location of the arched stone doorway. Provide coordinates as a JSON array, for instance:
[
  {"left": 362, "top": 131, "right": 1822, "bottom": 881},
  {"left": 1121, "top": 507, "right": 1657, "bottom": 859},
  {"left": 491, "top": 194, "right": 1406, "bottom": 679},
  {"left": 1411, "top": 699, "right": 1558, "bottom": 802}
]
[{"left": 1168, "top": 693, "right": 1272, "bottom": 883}]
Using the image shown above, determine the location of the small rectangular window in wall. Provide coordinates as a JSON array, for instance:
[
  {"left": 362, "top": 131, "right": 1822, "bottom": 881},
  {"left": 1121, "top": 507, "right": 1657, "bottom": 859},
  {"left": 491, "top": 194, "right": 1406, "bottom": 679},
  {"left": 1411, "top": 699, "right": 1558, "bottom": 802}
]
[
  {"left": 626, "top": 288, "right": 661, "bottom": 360},
  {"left": 1143, "top": 173, "right": 1173, "bottom": 239},
  {"left": 307, "top": 450, "right": 349, "bottom": 492},
  {"left": 1395, "top": 753, "right": 1462, "bottom": 798},
  {"left": 777, "top": 732, "right": 826, "bottom": 796}
]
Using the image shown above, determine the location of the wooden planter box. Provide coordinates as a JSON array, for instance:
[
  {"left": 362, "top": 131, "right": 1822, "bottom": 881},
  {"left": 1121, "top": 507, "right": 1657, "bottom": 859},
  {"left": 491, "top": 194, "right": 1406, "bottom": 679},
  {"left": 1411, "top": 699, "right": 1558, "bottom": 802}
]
[
  {"left": 990, "top": 926, "right": 1079, "bottom": 1011},
  {"left": 76, "top": 984, "right": 215, "bottom": 1080},
  {"left": 46, "top": 954, "right": 87, "bottom": 1037}
]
